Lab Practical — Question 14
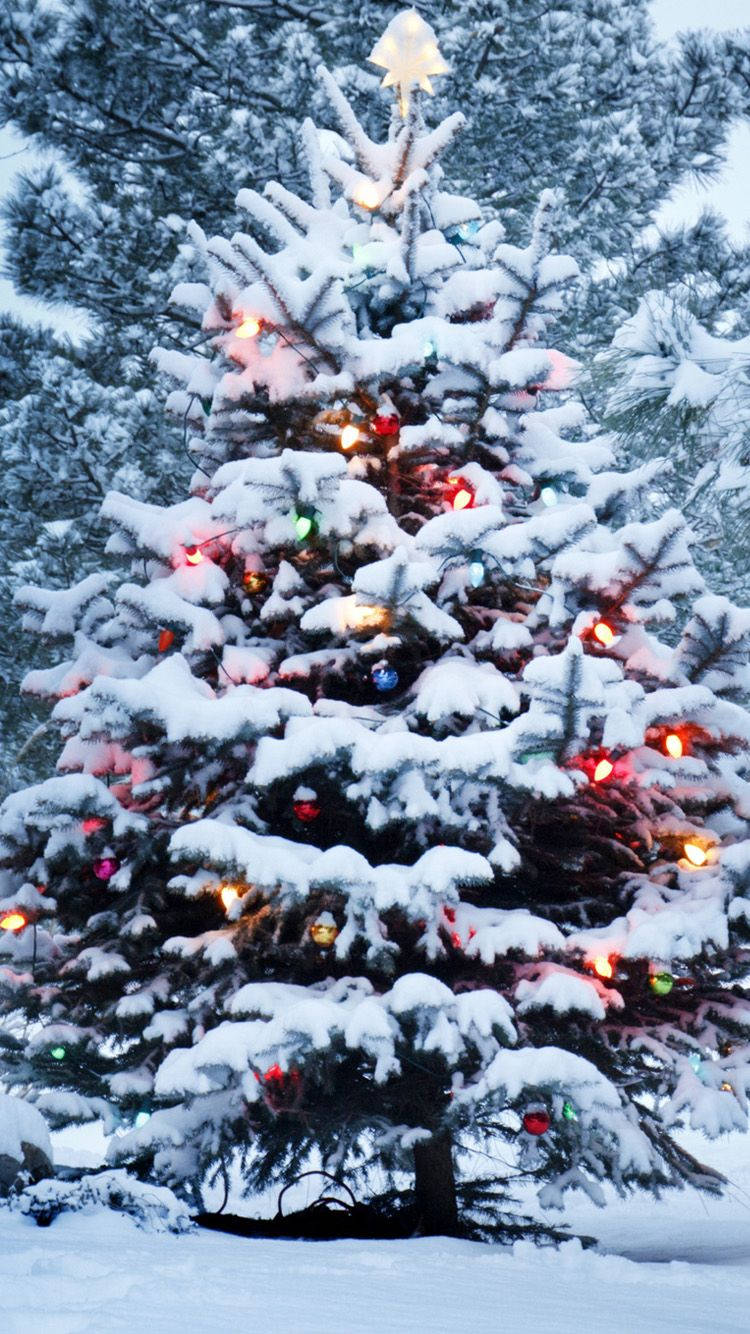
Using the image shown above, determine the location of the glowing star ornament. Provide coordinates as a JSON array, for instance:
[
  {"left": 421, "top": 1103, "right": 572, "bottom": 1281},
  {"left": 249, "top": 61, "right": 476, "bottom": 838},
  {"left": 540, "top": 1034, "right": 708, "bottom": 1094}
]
[
  {"left": 369, "top": 9, "right": 449, "bottom": 116},
  {"left": 0, "top": 911, "right": 27, "bottom": 932}
]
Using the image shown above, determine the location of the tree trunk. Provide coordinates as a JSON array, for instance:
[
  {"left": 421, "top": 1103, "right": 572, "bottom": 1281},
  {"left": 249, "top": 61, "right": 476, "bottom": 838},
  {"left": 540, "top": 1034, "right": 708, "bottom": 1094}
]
[{"left": 413, "top": 1130, "right": 458, "bottom": 1235}]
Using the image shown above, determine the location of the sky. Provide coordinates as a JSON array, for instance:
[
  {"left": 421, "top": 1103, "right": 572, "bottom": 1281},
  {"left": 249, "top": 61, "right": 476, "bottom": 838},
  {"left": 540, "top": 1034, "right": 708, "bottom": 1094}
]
[{"left": 0, "top": 2, "right": 748, "bottom": 335}]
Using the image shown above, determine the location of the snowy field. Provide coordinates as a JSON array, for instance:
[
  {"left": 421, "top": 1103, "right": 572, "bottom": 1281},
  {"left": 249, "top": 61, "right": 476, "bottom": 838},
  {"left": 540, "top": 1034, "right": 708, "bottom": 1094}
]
[{"left": 3, "top": 1128, "right": 750, "bottom": 1334}]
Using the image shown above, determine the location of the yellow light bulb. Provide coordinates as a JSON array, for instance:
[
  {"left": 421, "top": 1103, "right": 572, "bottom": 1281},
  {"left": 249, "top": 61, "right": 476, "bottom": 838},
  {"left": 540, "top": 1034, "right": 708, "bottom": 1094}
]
[
  {"left": 235, "top": 316, "right": 261, "bottom": 339},
  {"left": 0, "top": 911, "right": 27, "bottom": 932},
  {"left": 593, "top": 956, "right": 613, "bottom": 980},
  {"left": 340, "top": 424, "right": 361, "bottom": 450},
  {"left": 593, "top": 759, "right": 614, "bottom": 782},
  {"left": 683, "top": 841, "right": 708, "bottom": 868},
  {"left": 593, "top": 621, "right": 616, "bottom": 647},
  {"left": 664, "top": 733, "right": 683, "bottom": 758},
  {"left": 354, "top": 181, "right": 380, "bottom": 211},
  {"left": 219, "top": 885, "right": 240, "bottom": 911}
]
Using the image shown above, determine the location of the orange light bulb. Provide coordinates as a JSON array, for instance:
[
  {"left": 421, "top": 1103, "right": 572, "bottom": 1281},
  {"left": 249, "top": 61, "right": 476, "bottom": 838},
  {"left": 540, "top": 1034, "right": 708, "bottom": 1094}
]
[
  {"left": 219, "top": 885, "right": 240, "bottom": 911},
  {"left": 0, "top": 912, "right": 27, "bottom": 932},
  {"left": 593, "top": 758, "right": 614, "bottom": 782},
  {"left": 340, "top": 424, "right": 361, "bottom": 450},
  {"left": 235, "top": 315, "right": 261, "bottom": 339},
  {"left": 593, "top": 956, "right": 613, "bottom": 980},
  {"left": 184, "top": 545, "right": 204, "bottom": 566},
  {"left": 683, "top": 841, "right": 708, "bottom": 868},
  {"left": 593, "top": 621, "right": 616, "bottom": 647},
  {"left": 664, "top": 733, "right": 683, "bottom": 759}
]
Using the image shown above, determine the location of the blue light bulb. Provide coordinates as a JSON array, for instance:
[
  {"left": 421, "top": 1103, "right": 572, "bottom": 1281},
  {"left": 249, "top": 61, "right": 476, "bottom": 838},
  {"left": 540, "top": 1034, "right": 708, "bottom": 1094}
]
[
  {"left": 468, "top": 551, "right": 486, "bottom": 587},
  {"left": 372, "top": 666, "right": 399, "bottom": 692}
]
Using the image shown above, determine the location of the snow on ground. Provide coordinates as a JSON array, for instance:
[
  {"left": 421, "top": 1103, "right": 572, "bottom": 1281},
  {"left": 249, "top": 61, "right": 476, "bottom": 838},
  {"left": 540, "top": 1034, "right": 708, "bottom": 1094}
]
[{"left": 2, "top": 1126, "right": 750, "bottom": 1332}]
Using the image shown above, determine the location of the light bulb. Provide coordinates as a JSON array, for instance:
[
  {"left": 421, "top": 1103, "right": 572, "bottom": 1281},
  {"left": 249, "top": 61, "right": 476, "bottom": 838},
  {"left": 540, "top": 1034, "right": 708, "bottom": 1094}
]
[
  {"left": 540, "top": 485, "right": 558, "bottom": 506},
  {"left": 184, "top": 545, "right": 203, "bottom": 566},
  {"left": 235, "top": 315, "right": 261, "bottom": 339},
  {"left": 50, "top": 1046, "right": 66, "bottom": 1061},
  {"left": 220, "top": 884, "right": 240, "bottom": 911},
  {"left": 683, "top": 841, "right": 708, "bottom": 867},
  {"left": 468, "top": 555, "right": 486, "bottom": 588},
  {"left": 593, "top": 621, "right": 615, "bottom": 646},
  {"left": 340, "top": 424, "right": 361, "bottom": 450},
  {"left": 134, "top": 1111, "right": 151, "bottom": 1128},
  {"left": 592, "top": 956, "right": 613, "bottom": 980},
  {"left": 0, "top": 911, "right": 27, "bottom": 932},
  {"left": 354, "top": 181, "right": 380, "bottom": 210},
  {"left": 593, "top": 758, "right": 614, "bottom": 782},
  {"left": 664, "top": 733, "right": 683, "bottom": 758}
]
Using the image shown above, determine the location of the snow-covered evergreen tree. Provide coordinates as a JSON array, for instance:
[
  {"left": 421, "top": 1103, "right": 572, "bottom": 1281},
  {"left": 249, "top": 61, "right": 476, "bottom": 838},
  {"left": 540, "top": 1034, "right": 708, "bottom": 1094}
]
[
  {"left": 2, "top": 0, "right": 749, "bottom": 776},
  {"left": 2, "top": 13, "right": 750, "bottom": 1238},
  {"left": 596, "top": 289, "right": 750, "bottom": 601}
]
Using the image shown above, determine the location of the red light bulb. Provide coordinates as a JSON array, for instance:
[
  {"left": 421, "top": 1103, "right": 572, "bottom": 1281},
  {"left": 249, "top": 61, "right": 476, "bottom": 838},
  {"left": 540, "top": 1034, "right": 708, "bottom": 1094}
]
[
  {"left": 522, "top": 1109, "right": 551, "bottom": 1136},
  {"left": 184, "top": 545, "right": 204, "bottom": 566}
]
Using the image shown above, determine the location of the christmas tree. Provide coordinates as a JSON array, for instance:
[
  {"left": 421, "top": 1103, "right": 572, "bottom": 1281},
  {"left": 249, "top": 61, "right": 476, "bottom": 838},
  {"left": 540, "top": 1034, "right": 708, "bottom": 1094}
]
[
  {"left": 2, "top": 11, "right": 750, "bottom": 1240},
  {"left": 3, "top": 0, "right": 748, "bottom": 782}
]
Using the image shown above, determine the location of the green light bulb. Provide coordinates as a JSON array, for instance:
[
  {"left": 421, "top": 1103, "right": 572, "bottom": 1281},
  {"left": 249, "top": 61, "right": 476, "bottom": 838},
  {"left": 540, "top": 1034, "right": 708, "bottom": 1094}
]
[
  {"left": 50, "top": 1046, "right": 66, "bottom": 1061},
  {"left": 649, "top": 972, "right": 674, "bottom": 996},
  {"left": 293, "top": 506, "right": 316, "bottom": 541},
  {"left": 562, "top": 1100, "right": 578, "bottom": 1121}
]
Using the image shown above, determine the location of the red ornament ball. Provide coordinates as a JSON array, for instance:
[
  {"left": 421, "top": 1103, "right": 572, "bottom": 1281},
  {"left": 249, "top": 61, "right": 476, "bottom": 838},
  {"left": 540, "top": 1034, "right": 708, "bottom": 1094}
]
[
  {"left": 522, "top": 1109, "right": 551, "bottom": 1136},
  {"left": 92, "top": 857, "right": 119, "bottom": 881},
  {"left": 293, "top": 799, "right": 321, "bottom": 823},
  {"left": 371, "top": 412, "right": 400, "bottom": 437}
]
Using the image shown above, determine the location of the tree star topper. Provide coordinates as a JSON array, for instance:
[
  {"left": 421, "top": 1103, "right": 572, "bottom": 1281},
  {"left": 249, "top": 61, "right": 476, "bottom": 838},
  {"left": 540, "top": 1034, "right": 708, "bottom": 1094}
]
[{"left": 368, "top": 9, "right": 449, "bottom": 117}]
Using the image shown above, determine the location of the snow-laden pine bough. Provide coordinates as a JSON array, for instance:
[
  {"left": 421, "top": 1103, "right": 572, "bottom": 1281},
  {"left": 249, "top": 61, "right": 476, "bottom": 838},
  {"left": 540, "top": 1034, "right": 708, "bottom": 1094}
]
[{"left": 0, "top": 10, "right": 747, "bottom": 1242}]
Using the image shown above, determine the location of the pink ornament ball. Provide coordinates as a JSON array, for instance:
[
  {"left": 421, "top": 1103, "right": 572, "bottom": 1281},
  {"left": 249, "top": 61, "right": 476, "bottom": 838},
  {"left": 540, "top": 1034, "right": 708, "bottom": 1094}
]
[{"left": 92, "top": 857, "right": 119, "bottom": 881}]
